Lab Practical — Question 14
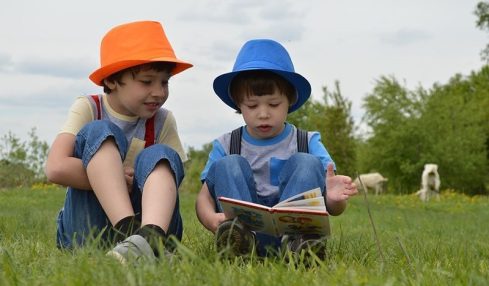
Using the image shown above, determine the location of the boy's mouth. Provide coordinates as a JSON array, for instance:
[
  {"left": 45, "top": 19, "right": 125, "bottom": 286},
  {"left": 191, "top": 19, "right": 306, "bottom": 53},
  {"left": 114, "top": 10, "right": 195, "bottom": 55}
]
[
  {"left": 144, "top": 102, "right": 161, "bottom": 112},
  {"left": 257, "top": 125, "right": 272, "bottom": 133}
]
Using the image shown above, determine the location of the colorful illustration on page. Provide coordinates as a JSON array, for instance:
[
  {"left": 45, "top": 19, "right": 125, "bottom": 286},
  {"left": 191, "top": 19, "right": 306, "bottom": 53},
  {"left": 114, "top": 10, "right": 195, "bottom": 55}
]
[{"left": 231, "top": 207, "right": 265, "bottom": 229}]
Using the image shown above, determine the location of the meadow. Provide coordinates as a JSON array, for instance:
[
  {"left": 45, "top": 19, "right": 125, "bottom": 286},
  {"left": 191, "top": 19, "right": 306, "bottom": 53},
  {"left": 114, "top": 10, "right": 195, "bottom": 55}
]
[{"left": 0, "top": 185, "right": 488, "bottom": 286}]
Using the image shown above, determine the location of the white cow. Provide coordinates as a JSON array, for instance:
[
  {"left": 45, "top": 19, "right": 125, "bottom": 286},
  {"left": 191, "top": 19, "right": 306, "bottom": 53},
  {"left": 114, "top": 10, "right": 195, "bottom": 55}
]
[
  {"left": 416, "top": 164, "right": 440, "bottom": 202},
  {"left": 354, "top": 173, "right": 388, "bottom": 195}
]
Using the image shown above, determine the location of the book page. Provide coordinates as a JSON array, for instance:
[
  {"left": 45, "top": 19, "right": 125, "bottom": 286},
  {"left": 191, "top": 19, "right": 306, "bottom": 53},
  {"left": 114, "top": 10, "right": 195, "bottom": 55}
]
[
  {"left": 274, "top": 196, "right": 325, "bottom": 209},
  {"left": 218, "top": 197, "right": 278, "bottom": 236},
  {"left": 274, "top": 187, "right": 322, "bottom": 208},
  {"left": 272, "top": 209, "right": 330, "bottom": 236}
]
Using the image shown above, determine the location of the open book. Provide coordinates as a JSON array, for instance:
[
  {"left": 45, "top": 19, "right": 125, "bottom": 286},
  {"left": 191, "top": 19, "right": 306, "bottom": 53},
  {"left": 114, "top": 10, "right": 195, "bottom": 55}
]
[{"left": 218, "top": 188, "right": 330, "bottom": 237}]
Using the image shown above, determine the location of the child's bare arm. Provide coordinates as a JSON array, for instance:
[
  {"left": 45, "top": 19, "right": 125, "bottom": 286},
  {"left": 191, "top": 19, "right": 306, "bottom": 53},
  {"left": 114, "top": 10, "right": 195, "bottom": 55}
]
[
  {"left": 45, "top": 133, "right": 92, "bottom": 190},
  {"left": 196, "top": 182, "right": 226, "bottom": 233}
]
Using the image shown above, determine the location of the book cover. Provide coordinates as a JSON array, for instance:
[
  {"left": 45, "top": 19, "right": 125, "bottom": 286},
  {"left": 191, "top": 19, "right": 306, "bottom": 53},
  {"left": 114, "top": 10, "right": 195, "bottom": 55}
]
[{"left": 219, "top": 188, "right": 330, "bottom": 237}]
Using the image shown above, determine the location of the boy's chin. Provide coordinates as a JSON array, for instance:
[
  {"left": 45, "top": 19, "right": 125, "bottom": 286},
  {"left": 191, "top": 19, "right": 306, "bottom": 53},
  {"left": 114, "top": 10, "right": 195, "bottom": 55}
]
[{"left": 250, "top": 130, "right": 280, "bottom": 140}]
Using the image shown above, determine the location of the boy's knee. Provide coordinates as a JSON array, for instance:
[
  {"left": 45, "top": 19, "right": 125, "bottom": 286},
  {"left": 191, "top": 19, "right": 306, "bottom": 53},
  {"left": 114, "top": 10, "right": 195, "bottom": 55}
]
[
  {"left": 216, "top": 154, "right": 246, "bottom": 166},
  {"left": 81, "top": 120, "right": 122, "bottom": 136},
  {"left": 135, "top": 144, "right": 184, "bottom": 186},
  {"left": 138, "top": 145, "right": 182, "bottom": 170},
  {"left": 78, "top": 121, "right": 127, "bottom": 148},
  {"left": 280, "top": 153, "right": 324, "bottom": 182},
  {"left": 75, "top": 121, "right": 128, "bottom": 165},
  {"left": 288, "top": 153, "right": 322, "bottom": 168},
  {"left": 213, "top": 155, "right": 249, "bottom": 175}
]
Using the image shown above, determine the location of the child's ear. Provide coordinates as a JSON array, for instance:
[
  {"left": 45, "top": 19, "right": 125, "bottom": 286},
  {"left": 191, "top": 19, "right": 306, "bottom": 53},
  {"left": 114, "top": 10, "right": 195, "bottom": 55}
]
[{"left": 103, "top": 79, "right": 117, "bottom": 90}]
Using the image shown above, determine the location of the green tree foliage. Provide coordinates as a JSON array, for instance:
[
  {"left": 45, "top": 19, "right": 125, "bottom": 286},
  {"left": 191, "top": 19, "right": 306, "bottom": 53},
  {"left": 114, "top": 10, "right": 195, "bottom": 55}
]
[
  {"left": 420, "top": 69, "right": 489, "bottom": 194},
  {"left": 355, "top": 3, "right": 489, "bottom": 194},
  {"left": 181, "top": 143, "right": 212, "bottom": 193},
  {"left": 358, "top": 76, "right": 427, "bottom": 193},
  {"left": 288, "top": 81, "right": 356, "bottom": 176},
  {"left": 0, "top": 128, "right": 49, "bottom": 188},
  {"left": 359, "top": 70, "right": 489, "bottom": 195},
  {"left": 475, "top": 1, "right": 489, "bottom": 61}
]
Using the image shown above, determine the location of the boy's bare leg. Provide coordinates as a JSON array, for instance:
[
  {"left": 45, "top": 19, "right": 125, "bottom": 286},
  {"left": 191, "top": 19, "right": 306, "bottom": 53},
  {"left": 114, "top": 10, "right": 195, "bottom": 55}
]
[
  {"left": 87, "top": 139, "right": 134, "bottom": 225},
  {"left": 141, "top": 160, "right": 176, "bottom": 232}
]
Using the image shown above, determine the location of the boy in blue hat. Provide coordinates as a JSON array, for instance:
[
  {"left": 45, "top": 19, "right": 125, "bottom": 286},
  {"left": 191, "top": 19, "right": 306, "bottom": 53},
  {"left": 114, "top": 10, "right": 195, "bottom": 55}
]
[{"left": 195, "top": 39, "right": 358, "bottom": 258}]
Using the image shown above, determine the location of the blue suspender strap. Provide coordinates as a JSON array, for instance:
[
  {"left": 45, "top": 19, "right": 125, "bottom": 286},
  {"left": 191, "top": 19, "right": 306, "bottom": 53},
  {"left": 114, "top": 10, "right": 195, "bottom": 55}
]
[
  {"left": 296, "top": 128, "right": 309, "bottom": 153},
  {"left": 229, "top": 127, "right": 242, "bottom": 155}
]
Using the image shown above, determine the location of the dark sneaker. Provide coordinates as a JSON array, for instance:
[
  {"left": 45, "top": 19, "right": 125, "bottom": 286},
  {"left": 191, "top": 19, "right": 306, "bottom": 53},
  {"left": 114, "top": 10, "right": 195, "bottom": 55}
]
[
  {"left": 106, "top": 234, "right": 156, "bottom": 264},
  {"left": 215, "top": 218, "right": 255, "bottom": 257},
  {"left": 281, "top": 234, "right": 328, "bottom": 261},
  {"left": 110, "top": 216, "right": 141, "bottom": 244},
  {"left": 136, "top": 224, "right": 171, "bottom": 258}
]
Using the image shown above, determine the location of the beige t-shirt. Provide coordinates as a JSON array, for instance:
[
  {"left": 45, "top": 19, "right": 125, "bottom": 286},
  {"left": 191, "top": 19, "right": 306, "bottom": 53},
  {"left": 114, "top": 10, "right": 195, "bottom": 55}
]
[{"left": 59, "top": 94, "right": 188, "bottom": 167}]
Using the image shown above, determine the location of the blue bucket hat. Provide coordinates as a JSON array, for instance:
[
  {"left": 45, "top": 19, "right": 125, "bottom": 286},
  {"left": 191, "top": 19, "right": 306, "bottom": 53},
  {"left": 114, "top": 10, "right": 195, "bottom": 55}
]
[{"left": 213, "top": 39, "right": 311, "bottom": 113}]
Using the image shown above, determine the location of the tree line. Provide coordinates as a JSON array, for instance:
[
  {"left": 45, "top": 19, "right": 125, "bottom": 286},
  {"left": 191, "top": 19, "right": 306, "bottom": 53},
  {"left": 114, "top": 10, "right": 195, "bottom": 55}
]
[
  {"left": 358, "top": 70, "right": 488, "bottom": 195},
  {"left": 2, "top": 68, "right": 488, "bottom": 194}
]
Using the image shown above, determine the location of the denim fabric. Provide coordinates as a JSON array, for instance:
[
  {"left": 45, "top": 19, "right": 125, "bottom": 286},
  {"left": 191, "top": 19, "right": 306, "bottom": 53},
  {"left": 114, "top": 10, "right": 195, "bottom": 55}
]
[
  {"left": 56, "top": 120, "right": 184, "bottom": 249},
  {"left": 205, "top": 153, "right": 325, "bottom": 256}
]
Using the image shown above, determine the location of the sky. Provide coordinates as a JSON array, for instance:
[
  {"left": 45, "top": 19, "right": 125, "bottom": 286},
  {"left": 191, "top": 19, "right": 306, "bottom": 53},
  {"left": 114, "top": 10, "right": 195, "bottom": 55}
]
[{"left": 0, "top": 0, "right": 487, "bottom": 150}]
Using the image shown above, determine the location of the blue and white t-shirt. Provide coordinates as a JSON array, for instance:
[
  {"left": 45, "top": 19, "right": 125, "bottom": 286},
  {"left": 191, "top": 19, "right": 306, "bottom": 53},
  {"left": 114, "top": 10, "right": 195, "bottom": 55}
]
[{"left": 200, "top": 123, "right": 334, "bottom": 197}]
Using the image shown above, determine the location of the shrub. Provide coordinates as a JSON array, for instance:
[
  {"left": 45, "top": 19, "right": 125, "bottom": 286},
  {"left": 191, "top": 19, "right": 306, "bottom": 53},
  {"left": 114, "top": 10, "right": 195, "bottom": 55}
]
[{"left": 0, "top": 128, "right": 48, "bottom": 188}]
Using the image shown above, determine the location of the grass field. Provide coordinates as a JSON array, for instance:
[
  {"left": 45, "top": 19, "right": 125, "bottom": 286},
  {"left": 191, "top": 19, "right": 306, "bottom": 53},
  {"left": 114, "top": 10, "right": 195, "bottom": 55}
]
[{"left": 0, "top": 185, "right": 488, "bottom": 285}]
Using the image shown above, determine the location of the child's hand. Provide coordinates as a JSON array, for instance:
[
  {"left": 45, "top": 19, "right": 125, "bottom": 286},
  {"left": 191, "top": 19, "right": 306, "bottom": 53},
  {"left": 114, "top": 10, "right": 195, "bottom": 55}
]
[
  {"left": 210, "top": 213, "right": 227, "bottom": 233},
  {"left": 325, "top": 163, "right": 358, "bottom": 202},
  {"left": 124, "top": 166, "right": 134, "bottom": 193}
]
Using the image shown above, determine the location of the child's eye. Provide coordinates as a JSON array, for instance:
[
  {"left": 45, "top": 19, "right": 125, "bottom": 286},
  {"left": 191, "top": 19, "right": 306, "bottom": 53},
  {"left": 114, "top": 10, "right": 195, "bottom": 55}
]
[
  {"left": 246, "top": 105, "right": 257, "bottom": 109},
  {"left": 140, "top": 80, "right": 152, "bottom": 85},
  {"left": 270, "top": 103, "right": 280, "bottom": 107}
]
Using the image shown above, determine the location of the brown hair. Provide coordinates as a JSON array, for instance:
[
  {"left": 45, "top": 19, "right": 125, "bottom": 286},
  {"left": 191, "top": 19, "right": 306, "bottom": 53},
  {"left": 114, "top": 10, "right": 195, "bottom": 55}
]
[
  {"left": 103, "top": 62, "right": 176, "bottom": 94},
  {"left": 229, "top": 70, "right": 297, "bottom": 113}
]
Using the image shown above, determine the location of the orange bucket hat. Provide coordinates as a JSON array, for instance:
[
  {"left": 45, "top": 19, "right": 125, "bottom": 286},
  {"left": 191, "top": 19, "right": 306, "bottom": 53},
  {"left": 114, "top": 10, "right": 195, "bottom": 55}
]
[{"left": 89, "top": 20, "right": 193, "bottom": 86}]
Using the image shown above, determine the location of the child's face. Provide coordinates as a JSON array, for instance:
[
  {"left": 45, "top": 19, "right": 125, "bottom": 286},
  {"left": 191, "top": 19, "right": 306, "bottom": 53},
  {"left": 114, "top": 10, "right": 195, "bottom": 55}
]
[
  {"left": 238, "top": 89, "right": 289, "bottom": 139},
  {"left": 107, "top": 68, "right": 171, "bottom": 118}
]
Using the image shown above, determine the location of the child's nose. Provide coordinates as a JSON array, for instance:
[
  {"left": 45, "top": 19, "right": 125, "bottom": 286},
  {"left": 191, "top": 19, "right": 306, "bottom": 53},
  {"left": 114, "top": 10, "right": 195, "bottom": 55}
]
[
  {"left": 152, "top": 84, "right": 168, "bottom": 97},
  {"left": 258, "top": 106, "right": 270, "bottom": 118}
]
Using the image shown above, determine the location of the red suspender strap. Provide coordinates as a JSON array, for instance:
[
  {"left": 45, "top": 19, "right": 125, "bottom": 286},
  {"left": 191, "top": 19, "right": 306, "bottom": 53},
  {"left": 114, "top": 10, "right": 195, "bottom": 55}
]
[
  {"left": 91, "top": 95, "right": 102, "bottom": 120},
  {"left": 91, "top": 94, "right": 155, "bottom": 147},
  {"left": 144, "top": 115, "right": 155, "bottom": 148}
]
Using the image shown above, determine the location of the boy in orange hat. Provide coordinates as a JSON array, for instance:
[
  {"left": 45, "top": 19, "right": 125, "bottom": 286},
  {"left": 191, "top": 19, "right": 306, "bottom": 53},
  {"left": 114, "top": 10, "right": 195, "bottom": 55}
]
[
  {"left": 196, "top": 39, "right": 357, "bottom": 259},
  {"left": 45, "top": 20, "right": 192, "bottom": 263}
]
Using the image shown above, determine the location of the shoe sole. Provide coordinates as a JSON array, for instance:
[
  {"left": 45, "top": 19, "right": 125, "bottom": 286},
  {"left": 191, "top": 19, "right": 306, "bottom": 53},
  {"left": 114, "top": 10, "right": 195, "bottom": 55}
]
[
  {"left": 106, "top": 249, "right": 128, "bottom": 265},
  {"left": 216, "top": 219, "right": 255, "bottom": 256}
]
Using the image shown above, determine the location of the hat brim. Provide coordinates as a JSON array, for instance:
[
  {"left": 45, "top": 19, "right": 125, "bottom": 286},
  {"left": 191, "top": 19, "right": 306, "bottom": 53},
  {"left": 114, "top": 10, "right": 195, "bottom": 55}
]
[
  {"left": 89, "top": 57, "right": 193, "bottom": 86},
  {"left": 213, "top": 68, "right": 311, "bottom": 113}
]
